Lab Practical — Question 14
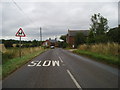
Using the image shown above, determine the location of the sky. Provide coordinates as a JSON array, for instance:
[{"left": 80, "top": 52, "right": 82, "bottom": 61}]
[{"left": 1, "top": 0, "right": 119, "bottom": 41}]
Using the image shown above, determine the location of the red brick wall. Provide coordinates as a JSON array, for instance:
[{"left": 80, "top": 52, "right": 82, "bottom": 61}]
[{"left": 67, "top": 36, "right": 75, "bottom": 46}]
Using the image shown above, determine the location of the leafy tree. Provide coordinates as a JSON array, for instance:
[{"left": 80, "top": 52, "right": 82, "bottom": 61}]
[
  {"left": 58, "top": 41, "right": 68, "bottom": 48},
  {"left": 75, "top": 32, "right": 86, "bottom": 47},
  {"left": 60, "top": 35, "right": 67, "bottom": 42},
  {"left": 59, "top": 35, "right": 68, "bottom": 48},
  {"left": 4, "top": 41, "right": 13, "bottom": 48},
  {"left": 107, "top": 25, "right": 120, "bottom": 43},
  {"left": 88, "top": 13, "right": 109, "bottom": 43},
  {"left": 87, "top": 30, "right": 95, "bottom": 43},
  {"left": 94, "top": 35, "right": 109, "bottom": 43},
  {"left": 90, "top": 13, "right": 109, "bottom": 36},
  {"left": 31, "top": 39, "right": 39, "bottom": 47}
]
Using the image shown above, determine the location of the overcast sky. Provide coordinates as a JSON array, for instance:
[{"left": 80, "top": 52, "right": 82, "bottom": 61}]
[{"left": 1, "top": 0, "right": 119, "bottom": 41}]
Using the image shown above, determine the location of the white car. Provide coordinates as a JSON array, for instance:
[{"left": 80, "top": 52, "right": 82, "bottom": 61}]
[{"left": 50, "top": 46, "right": 55, "bottom": 49}]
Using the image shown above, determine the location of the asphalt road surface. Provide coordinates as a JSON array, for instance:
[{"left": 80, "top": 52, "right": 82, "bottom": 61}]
[{"left": 3, "top": 48, "right": 119, "bottom": 88}]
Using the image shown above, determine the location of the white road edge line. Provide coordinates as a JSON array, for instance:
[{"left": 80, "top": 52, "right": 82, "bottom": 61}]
[
  {"left": 59, "top": 57, "right": 63, "bottom": 63},
  {"left": 67, "top": 69, "right": 82, "bottom": 89}
]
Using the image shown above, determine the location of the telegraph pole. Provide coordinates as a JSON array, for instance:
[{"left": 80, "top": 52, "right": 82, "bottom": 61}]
[
  {"left": 40, "top": 27, "right": 42, "bottom": 45},
  {"left": 40, "top": 27, "right": 42, "bottom": 41}
]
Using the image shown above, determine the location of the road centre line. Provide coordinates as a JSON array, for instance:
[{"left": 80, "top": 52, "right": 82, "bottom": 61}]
[
  {"left": 58, "top": 57, "right": 63, "bottom": 63},
  {"left": 55, "top": 52, "right": 63, "bottom": 63},
  {"left": 67, "top": 69, "right": 82, "bottom": 89}
]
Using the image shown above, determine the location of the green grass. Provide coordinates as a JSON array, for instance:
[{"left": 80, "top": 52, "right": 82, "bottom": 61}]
[
  {"left": 0, "top": 52, "right": 2, "bottom": 80},
  {"left": 73, "top": 50, "right": 119, "bottom": 66},
  {"left": 2, "top": 47, "right": 44, "bottom": 64},
  {"left": 2, "top": 49, "right": 46, "bottom": 79}
]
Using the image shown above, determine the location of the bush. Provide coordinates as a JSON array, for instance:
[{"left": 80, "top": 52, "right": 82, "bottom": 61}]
[
  {"left": 94, "top": 35, "right": 109, "bottom": 43},
  {"left": 58, "top": 42, "right": 68, "bottom": 48},
  {"left": 4, "top": 41, "right": 13, "bottom": 48},
  {"left": 75, "top": 32, "right": 86, "bottom": 47},
  {"left": 78, "top": 43, "right": 119, "bottom": 57}
]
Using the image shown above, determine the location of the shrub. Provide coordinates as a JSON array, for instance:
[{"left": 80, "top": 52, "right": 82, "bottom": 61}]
[{"left": 78, "top": 43, "right": 119, "bottom": 57}]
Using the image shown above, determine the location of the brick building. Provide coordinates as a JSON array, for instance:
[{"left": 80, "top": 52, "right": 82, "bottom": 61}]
[
  {"left": 66, "top": 30, "right": 89, "bottom": 47},
  {"left": 42, "top": 38, "right": 58, "bottom": 47}
]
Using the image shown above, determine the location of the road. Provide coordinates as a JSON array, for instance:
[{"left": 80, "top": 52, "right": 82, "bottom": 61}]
[{"left": 3, "top": 48, "right": 119, "bottom": 88}]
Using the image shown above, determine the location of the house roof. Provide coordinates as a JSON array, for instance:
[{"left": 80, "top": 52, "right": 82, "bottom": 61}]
[
  {"left": 68, "top": 30, "right": 89, "bottom": 36},
  {"left": 49, "top": 39, "right": 57, "bottom": 43},
  {"left": 43, "top": 39, "right": 57, "bottom": 43}
]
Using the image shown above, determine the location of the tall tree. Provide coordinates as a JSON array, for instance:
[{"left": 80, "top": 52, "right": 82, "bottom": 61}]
[
  {"left": 60, "top": 35, "right": 66, "bottom": 42},
  {"left": 90, "top": 13, "right": 109, "bottom": 36},
  {"left": 87, "top": 30, "right": 95, "bottom": 43},
  {"left": 88, "top": 13, "right": 109, "bottom": 43}
]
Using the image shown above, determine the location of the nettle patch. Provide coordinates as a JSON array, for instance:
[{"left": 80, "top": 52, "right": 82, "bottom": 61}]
[{"left": 27, "top": 60, "right": 60, "bottom": 67}]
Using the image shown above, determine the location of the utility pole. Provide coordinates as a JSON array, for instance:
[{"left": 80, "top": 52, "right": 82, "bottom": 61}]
[
  {"left": 40, "top": 27, "right": 42, "bottom": 41},
  {"left": 40, "top": 27, "right": 42, "bottom": 45}
]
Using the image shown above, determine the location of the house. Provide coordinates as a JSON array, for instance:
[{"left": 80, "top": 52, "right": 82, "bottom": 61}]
[
  {"left": 42, "top": 38, "right": 58, "bottom": 47},
  {"left": 66, "top": 29, "right": 89, "bottom": 47}
]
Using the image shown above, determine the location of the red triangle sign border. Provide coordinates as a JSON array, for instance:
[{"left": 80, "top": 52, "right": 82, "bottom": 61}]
[{"left": 15, "top": 28, "right": 26, "bottom": 37}]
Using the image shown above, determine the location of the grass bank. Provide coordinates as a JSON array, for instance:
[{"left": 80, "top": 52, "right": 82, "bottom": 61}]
[
  {"left": 2, "top": 47, "right": 44, "bottom": 64},
  {"left": 73, "top": 43, "right": 119, "bottom": 67},
  {"left": 78, "top": 43, "right": 119, "bottom": 57},
  {"left": 73, "top": 50, "right": 119, "bottom": 66},
  {"left": 2, "top": 47, "right": 46, "bottom": 79}
]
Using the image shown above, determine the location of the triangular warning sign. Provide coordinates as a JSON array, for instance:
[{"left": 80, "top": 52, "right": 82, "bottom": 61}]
[{"left": 15, "top": 28, "right": 26, "bottom": 37}]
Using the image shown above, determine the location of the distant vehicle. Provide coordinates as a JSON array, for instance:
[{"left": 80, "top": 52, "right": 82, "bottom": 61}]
[{"left": 50, "top": 46, "right": 55, "bottom": 49}]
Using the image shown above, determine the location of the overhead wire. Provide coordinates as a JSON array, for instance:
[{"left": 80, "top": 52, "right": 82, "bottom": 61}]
[
  {"left": 12, "top": 0, "right": 40, "bottom": 39},
  {"left": 12, "top": 0, "right": 38, "bottom": 28}
]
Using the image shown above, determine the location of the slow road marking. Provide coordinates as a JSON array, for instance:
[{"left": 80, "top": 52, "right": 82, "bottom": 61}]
[
  {"left": 28, "top": 60, "right": 60, "bottom": 67},
  {"left": 67, "top": 69, "right": 82, "bottom": 89}
]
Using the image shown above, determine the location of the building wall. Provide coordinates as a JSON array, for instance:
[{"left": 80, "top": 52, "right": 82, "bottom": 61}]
[
  {"left": 42, "top": 40, "right": 58, "bottom": 47},
  {"left": 42, "top": 40, "right": 51, "bottom": 47},
  {"left": 66, "top": 36, "right": 75, "bottom": 47}
]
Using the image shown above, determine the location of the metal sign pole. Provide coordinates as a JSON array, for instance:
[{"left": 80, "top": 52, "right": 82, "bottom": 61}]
[
  {"left": 16, "top": 28, "right": 26, "bottom": 58},
  {"left": 19, "top": 36, "right": 21, "bottom": 58}
]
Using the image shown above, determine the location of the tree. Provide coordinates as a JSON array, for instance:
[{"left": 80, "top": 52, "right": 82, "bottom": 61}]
[
  {"left": 87, "top": 30, "right": 95, "bottom": 43},
  {"left": 60, "top": 35, "right": 66, "bottom": 42},
  {"left": 58, "top": 41, "right": 68, "bottom": 48},
  {"left": 107, "top": 25, "right": 120, "bottom": 43},
  {"left": 74, "top": 32, "right": 86, "bottom": 47},
  {"left": 90, "top": 13, "right": 109, "bottom": 36},
  {"left": 31, "top": 39, "right": 39, "bottom": 47},
  {"left": 89, "top": 13, "right": 109, "bottom": 43},
  {"left": 59, "top": 35, "right": 69, "bottom": 48},
  {"left": 4, "top": 41, "right": 13, "bottom": 48},
  {"left": 94, "top": 35, "right": 109, "bottom": 43}
]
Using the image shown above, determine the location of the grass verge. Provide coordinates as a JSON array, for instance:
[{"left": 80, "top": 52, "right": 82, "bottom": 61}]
[
  {"left": 2, "top": 49, "right": 46, "bottom": 79},
  {"left": 73, "top": 50, "right": 119, "bottom": 67}
]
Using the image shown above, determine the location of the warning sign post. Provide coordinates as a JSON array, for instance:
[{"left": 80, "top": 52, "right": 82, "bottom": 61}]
[{"left": 15, "top": 28, "right": 26, "bottom": 58}]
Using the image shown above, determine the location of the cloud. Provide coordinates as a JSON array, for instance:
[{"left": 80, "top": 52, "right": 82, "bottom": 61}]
[
  {"left": 0, "top": 2, "right": 2, "bottom": 37},
  {"left": 118, "top": 1, "right": 120, "bottom": 25},
  {"left": 2, "top": 1, "right": 118, "bottom": 41}
]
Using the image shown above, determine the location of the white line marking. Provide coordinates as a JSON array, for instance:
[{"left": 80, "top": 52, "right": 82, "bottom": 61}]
[
  {"left": 59, "top": 57, "right": 63, "bottom": 63},
  {"left": 67, "top": 69, "right": 82, "bottom": 89}
]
